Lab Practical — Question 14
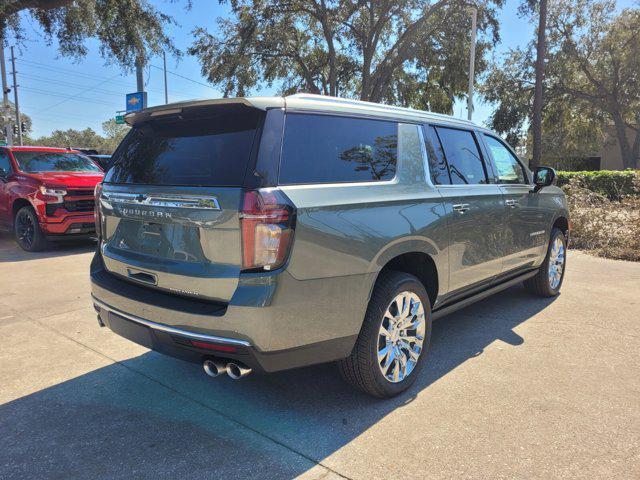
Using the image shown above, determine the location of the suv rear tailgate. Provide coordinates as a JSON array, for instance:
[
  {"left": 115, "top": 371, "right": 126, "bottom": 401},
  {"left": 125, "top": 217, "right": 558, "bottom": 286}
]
[
  {"left": 98, "top": 103, "right": 264, "bottom": 302},
  {"left": 99, "top": 184, "right": 242, "bottom": 302}
]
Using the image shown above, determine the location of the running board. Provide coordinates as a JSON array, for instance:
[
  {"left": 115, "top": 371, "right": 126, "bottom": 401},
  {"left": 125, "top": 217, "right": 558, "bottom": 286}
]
[{"left": 432, "top": 270, "right": 538, "bottom": 321}]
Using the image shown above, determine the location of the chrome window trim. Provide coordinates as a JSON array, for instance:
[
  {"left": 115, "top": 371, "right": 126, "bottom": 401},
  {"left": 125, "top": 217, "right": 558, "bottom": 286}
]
[
  {"left": 279, "top": 176, "right": 399, "bottom": 190},
  {"left": 92, "top": 296, "right": 252, "bottom": 347}
]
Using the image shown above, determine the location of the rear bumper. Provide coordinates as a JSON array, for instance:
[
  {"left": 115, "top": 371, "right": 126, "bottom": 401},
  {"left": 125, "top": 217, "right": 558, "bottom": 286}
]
[{"left": 90, "top": 252, "right": 371, "bottom": 372}]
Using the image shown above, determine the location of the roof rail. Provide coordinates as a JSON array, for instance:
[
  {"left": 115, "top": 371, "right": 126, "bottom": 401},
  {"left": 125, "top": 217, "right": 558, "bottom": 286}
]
[{"left": 285, "top": 93, "right": 477, "bottom": 126}]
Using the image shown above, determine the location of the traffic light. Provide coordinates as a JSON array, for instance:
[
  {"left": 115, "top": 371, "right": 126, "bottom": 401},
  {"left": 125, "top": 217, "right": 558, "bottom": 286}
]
[
  {"left": 12, "top": 124, "right": 18, "bottom": 135},
  {"left": 20, "top": 122, "right": 27, "bottom": 133}
]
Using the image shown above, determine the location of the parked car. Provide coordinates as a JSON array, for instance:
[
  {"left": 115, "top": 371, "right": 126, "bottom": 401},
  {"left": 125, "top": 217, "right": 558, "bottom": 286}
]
[
  {"left": 0, "top": 146, "right": 104, "bottom": 251},
  {"left": 87, "top": 154, "right": 112, "bottom": 171},
  {"left": 90, "top": 95, "right": 569, "bottom": 398}
]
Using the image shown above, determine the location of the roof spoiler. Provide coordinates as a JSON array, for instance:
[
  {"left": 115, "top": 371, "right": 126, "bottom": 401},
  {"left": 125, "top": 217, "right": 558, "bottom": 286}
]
[{"left": 124, "top": 97, "right": 284, "bottom": 126}]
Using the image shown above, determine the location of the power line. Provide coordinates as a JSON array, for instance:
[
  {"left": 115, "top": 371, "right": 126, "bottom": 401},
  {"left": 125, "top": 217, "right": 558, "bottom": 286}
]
[
  {"left": 18, "top": 58, "right": 209, "bottom": 99},
  {"left": 16, "top": 58, "right": 130, "bottom": 85},
  {"left": 21, "top": 87, "right": 118, "bottom": 107},
  {"left": 29, "top": 112, "right": 113, "bottom": 124},
  {"left": 20, "top": 73, "right": 124, "bottom": 97},
  {"left": 149, "top": 64, "right": 217, "bottom": 91},
  {"left": 18, "top": 59, "right": 193, "bottom": 98},
  {"left": 37, "top": 72, "right": 123, "bottom": 114}
]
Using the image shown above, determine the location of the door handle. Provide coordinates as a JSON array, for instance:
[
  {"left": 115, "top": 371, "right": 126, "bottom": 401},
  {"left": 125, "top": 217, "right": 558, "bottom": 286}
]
[
  {"left": 505, "top": 199, "right": 518, "bottom": 208},
  {"left": 127, "top": 268, "right": 158, "bottom": 285},
  {"left": 452, "top": 203, "right": 470, "bottom": 213}
]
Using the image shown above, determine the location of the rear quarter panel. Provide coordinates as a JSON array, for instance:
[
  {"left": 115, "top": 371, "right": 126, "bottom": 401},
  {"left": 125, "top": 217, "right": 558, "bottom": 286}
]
[{"left": 278, "top": 122, "right": 449, "bottom": 345}]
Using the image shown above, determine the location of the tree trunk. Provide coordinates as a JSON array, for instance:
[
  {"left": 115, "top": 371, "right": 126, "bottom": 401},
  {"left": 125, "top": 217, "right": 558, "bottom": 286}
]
[
  {"left": 611, "top": 110, "right": 635, "bottom": 169},
  {"left": 631, "top": 120, "right": 640, "bottom": 170},
  {"left": 631, "top": 129, "right": 640, "bottom": 170},
  {"left": 361, "top": 46, "right": 374, "bottom": 101},
  {"left": 531, "top": 0, "right": 547, "bottom": 170}
]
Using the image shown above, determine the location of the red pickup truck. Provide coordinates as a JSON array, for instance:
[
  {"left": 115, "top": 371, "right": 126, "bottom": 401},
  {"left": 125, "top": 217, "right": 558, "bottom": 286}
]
[{"left": 0, "top": 146, "right": 104, "bottom": 251}]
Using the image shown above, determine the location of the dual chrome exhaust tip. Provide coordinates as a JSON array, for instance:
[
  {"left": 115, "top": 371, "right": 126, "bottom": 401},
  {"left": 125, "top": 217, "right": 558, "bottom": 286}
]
[{"left": 203, "top": 359, "right": 252, "bottom": 380}]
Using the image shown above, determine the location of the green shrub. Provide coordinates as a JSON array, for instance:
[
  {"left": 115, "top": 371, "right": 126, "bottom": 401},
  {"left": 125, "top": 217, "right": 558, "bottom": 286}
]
[{"left": 556, "top": 170, "right": 639, "bottom": 200}]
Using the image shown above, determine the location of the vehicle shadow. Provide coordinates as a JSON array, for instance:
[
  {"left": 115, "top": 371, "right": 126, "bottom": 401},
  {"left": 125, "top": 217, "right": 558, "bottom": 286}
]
[
  {"left": 0, "top": 285, "right": 556, "bottom": 479},
  {"left": 0, "top": 231, "right": 96, "bottom": 262}
]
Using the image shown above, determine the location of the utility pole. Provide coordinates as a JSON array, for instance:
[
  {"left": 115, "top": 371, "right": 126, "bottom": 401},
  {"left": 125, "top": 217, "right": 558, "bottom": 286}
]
[
  {"left": 0, "top": 42, "right": 13, "bottom": 145},
  {"left": 467, "top": 6, "right": 477, "bottom": 122},
  {"left": 10, "top": 46, "right": 22, "bottom": 146},
  {"left": 163, "top": 51, "right": 168, "bottom": 104},
  {"left": 135, "top": 57, "right": 144, "bottom": 93}
]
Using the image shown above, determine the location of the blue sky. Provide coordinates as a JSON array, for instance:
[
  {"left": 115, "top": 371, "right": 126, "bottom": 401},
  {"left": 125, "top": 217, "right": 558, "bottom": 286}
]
[{"left": 2, "top": 0, "right": 629, "bottom": 138}]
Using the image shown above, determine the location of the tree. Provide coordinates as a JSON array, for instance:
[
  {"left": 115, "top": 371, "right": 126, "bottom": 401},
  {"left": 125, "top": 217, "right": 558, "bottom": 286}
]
[
  {"left": 483, "top": 0, "right": 640, "bottom": 169},
  {"left": 29, "top": 118, "right": 128, "bottom": 153},
  {"left": 0, "top": 0, "right": 178, "bottom": 68},
  {"left": 34, "top": 127, "right": 106, "bottom": 151},
  {"left": 549, "top": 1, "right": 640, "bottom": 169},
  {"left": 0, "top": 101, "right": 31, "bottom": 139},
  {"left": 481, "top": 45, "right": 604, "bottom": 166},
  {"left": 101, "top": 118, "right": 129, "bottom": 153},
  {"left": 189, "top": 0, "right": 502, "bottom": 112},
  {"left": 531, "top": 0, "right": 548, "bottom": 170}
]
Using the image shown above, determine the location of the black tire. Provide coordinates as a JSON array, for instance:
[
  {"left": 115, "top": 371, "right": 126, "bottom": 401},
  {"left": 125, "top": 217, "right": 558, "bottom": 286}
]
[
  {"left": 524, "top": 227, "right": 567, "bottom": 297},
  {"left": 338, "top": 271, "right": 432, "bottom": 398},
  {"left": 14, "top": 206, "right": 48, "bottom": 252}
]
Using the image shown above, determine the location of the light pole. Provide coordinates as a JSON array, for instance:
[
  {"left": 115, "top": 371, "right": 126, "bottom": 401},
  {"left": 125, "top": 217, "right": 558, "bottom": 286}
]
[
  {"left": 467, "top": 6, "right": 477, "bottom": 122},
  {"left": 163, "top": 51, "right": 169, "bottom": 104}
]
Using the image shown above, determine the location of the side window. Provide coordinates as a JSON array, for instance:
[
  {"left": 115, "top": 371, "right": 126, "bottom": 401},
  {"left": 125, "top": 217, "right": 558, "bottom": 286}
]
[
  {"left": 423, "top": 125, "right": 451, "bottom": 185},
  {"left": 484, "top": 135, "right": 527, "bottom": 184},
  {"left": 435, "top": 127, "right": 488, "bottom": 185},
  {"left": 0, "top": 150, "right": 12, "bottom": 176},
  {"left": 279, "top": 114, "right": 398, "bottom": 184}
]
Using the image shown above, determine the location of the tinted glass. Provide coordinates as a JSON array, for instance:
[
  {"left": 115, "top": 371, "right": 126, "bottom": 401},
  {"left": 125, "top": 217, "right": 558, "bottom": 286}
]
[
  {"left": 435, "top": 127, "right": 487, "bottom": 185},
  {"left": 106, "top": 111, "right": 262, "bottom": 186},
  {"left": 423, "top": 125, "right": 451, "bottom": 185},
  {"left": 0, "top": 151, "right": 11, "bottom": 175},
  {"left": 484, "top": 135, "right": 527, "bottom": 184},
  {"left": 279, "top": 114, "right": 397, "bottom": 184},
  {"left": 13, "top": 152, "right": 101, "bottom": 173}
]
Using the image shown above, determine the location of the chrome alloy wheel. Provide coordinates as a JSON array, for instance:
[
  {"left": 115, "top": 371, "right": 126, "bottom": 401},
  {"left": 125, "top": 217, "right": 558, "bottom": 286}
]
[
  {"left": 377, "top": 291, "right": 426, "bottom": 383},
  {"left": 548, "top": 236, "right": 565, "bottom": 290}
]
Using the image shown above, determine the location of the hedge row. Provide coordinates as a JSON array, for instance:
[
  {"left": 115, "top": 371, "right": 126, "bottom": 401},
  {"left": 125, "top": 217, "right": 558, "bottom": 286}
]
[{"left": 556, "top": 170, "right": 639, "bottom": 200}]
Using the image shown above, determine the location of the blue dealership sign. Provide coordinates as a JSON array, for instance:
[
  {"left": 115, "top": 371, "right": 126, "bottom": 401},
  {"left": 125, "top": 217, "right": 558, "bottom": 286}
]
[{"left": 126, "top": 92, "right": 147, "bottom": 112}]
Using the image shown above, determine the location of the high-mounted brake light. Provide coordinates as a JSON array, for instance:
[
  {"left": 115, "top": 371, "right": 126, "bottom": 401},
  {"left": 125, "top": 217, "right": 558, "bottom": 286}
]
[{"left": 240, "top": 189, "right": 295, "bottom": 271}]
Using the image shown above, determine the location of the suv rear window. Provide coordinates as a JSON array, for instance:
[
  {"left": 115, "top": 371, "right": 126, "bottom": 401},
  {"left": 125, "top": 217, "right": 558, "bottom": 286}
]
[
  {"left": 105, "top": 110, "right": 263, "bottom": 186},
  {"left": 279, "top": 114, "right": 398, "bottom": 184}
]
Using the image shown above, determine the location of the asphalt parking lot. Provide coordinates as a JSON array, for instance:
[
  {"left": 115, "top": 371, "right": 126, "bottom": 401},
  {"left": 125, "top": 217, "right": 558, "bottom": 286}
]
[{"left": 0, "top": 233, "right": 638, "bottom": 480}]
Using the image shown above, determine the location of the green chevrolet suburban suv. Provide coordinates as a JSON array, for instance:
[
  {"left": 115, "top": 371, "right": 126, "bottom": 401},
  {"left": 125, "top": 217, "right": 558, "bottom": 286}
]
[{"left": 91, "top": 94, "right": 569, "bottom": 398}]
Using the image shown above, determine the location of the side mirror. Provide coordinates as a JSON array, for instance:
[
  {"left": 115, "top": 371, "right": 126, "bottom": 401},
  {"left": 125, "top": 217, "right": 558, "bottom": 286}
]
[
  {"left": 532, "top": 166, "right": 556, "bottom": 193},
  {"left": 0, "top": 167, "right": 7, "bottom": 182}
]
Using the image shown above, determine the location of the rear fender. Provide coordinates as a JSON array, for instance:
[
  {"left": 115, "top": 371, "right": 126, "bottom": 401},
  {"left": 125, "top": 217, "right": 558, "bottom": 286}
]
[{"left": 369, "top": 237, "right": 447, "bottom": 300}]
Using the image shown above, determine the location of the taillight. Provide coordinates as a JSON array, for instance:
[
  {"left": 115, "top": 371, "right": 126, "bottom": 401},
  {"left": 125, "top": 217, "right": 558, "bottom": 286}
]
[
  {"left": 94, "top": 182, "right": 103, "bottom": 238},
  {"left": 240, "top": 189, "right": 295, "bottom": 271}
]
